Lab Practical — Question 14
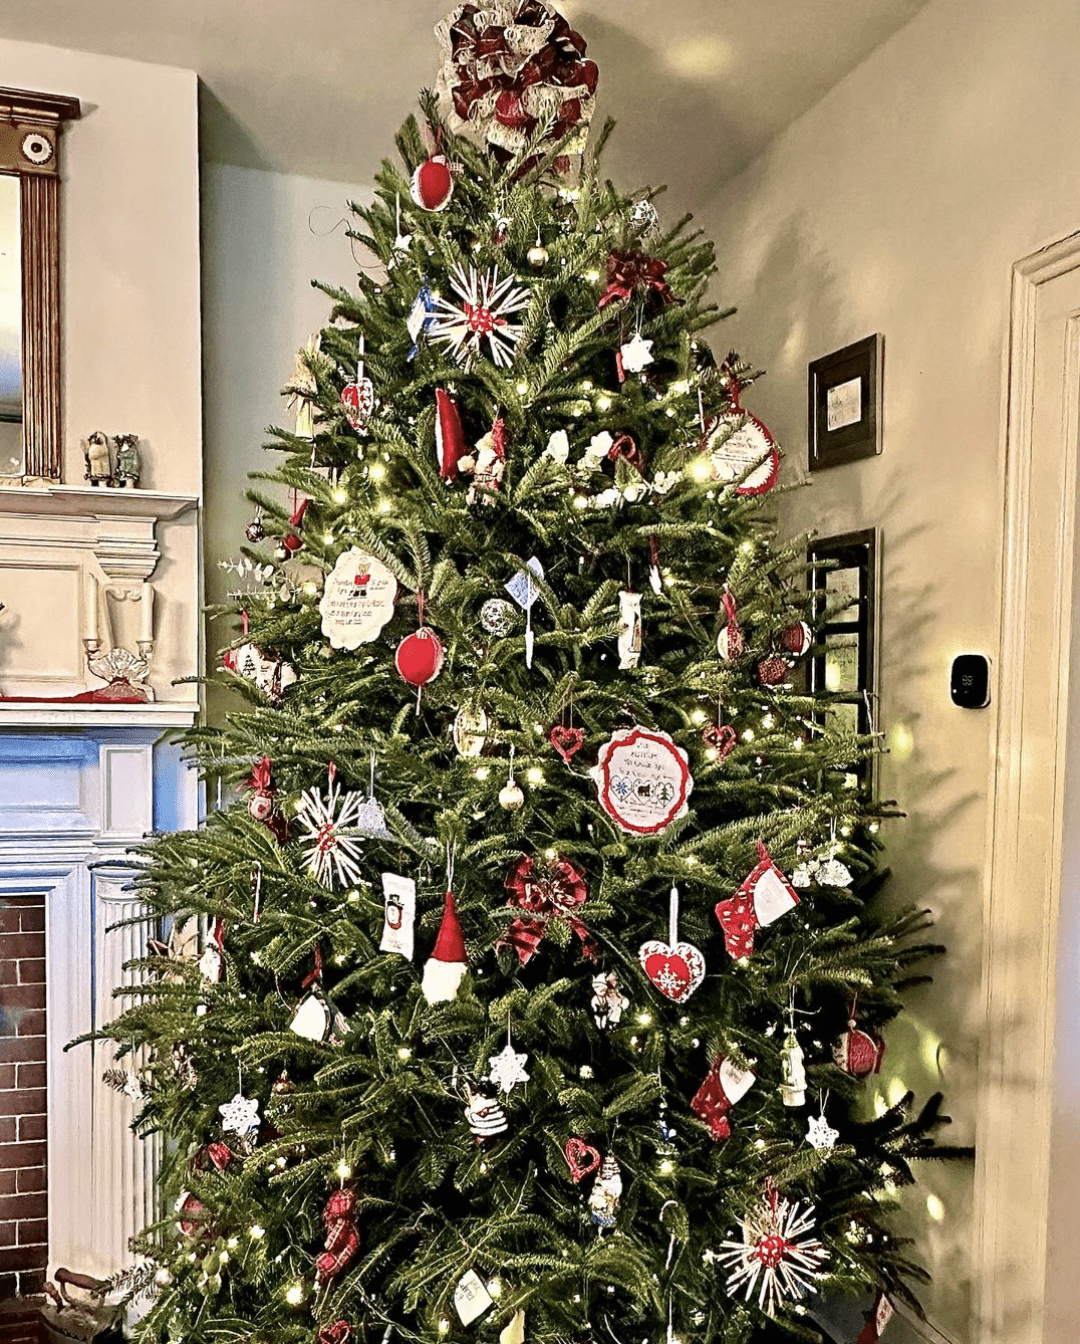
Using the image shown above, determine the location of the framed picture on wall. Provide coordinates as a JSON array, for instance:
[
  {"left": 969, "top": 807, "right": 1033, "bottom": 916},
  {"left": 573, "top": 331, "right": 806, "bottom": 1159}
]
[
  {"left": 807, "top": 528, "right": 879, "bottom": 795},
  {"left": 808, "top": 334, "right": 883, "bottom": 471}
]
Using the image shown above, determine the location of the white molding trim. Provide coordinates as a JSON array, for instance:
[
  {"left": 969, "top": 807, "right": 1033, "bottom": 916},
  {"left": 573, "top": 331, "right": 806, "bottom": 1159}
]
[{"left": 973, "top": 228, "right": 1080, "bottom": 1343}]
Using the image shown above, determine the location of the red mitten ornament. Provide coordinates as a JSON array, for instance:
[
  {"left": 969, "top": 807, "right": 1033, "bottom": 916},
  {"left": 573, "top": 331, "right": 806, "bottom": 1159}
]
[
  {"left": 411, "top": 154, "right": 454, "bottom": 212},
  {"left": 714, "top": 842, "right": 800, "bottom": 960},
  {"left": 834, "top": 1001, "right": 886, "bottom": 1078},
  {"left": 690, "top": 1056, "right": 756, "bottom": 1142},
  {"left": 435, "top": 388, "right": 467, "bottom": 482},
  {"left": 316, "top": 1186, "right": 359, "bottom": 1282}
]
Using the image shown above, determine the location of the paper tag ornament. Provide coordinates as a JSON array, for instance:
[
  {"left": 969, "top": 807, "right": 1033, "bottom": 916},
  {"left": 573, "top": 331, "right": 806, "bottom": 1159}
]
[
  {"left": 618, "top": 590, "right": 642, "bottom": 669},
  {"left": 380, "top": 872, "right": 416, "bottom": 959},
  {"left": 714, "top": 843, "right": 800, "bottom": 960},
  {"left": 691, "top": 1056, "right": 756, "bottom": 1142},
  {"left": 454, "top": 1269, "right": 493, "bottom": 1325},
  {"left": 592, "top": 726, "right": 693, "bottom": 835},
  {"left": 320, "top": 547, "right": 397, "bottom": 650}
]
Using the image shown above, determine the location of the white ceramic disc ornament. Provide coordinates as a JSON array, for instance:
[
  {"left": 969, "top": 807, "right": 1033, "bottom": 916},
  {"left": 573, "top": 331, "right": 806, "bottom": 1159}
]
[
  {"left": 453, "top": 705, "right": 489, "bottom": 757},
  {"left": 704, "top": 409, "right": 780, "bottom": 495},
  {"left": 591, "top": 727, "right": 693, "bottom": 835},
  {"left": 319, "top": 547, "right": 397, "bottom": 651}
]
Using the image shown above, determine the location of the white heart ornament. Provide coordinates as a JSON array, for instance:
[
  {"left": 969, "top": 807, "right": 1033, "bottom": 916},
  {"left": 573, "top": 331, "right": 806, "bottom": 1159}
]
[
  {"left": 638, "top": 939, "right": 706, "bottom": 1002},
  {"left": 719, "top": 1058, "right": 756, "bottom": 1105},
  {"left": 752, "top": 866, "right": 800, "bottom": 927}
]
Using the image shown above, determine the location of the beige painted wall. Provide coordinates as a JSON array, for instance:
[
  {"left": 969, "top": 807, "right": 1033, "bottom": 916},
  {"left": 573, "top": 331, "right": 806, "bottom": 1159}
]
[
  {"left": 200, "top": 164, "right": 369, "bottom": 713},
  {"left": 0, "top": 39, "right": 201, "bottom": 694},
  {"left": 700, "top": 0, "right": 1080, "bottom": 1336}
]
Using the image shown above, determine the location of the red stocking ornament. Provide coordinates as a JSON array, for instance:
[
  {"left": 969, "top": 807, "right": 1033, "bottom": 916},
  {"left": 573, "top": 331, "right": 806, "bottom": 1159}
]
[
  {"left": 690, "top": 1056, "right": 756, "bottom": 1142},
  {"left": 714, "top": 842, "right": 800, "bottom": 960}
]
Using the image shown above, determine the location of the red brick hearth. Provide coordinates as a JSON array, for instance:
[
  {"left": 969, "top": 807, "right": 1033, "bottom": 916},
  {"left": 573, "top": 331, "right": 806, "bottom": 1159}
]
[{"left": 0, "top": 895, "right": 47, "bottom": 1303}]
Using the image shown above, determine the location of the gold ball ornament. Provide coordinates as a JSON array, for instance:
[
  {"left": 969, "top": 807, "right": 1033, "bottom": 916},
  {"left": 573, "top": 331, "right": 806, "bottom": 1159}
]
[
  {"left": 498, "top": 780, "right": 525, "bottom": 811},
  {"left": 527, "top": 243, "right": 549, "bottom": 269}
]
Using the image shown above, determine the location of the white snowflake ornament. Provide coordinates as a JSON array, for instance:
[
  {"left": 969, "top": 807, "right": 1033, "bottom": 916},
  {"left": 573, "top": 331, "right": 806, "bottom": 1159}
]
[
  {"left": 430, "top": 264, "right": 530, "bottom": 368},
  {"left": 714, "top": 1182, "right": 829, "bottom": 1315},
  {"left": 619, "top": 332, "right": 654, "bottom": 374},
  {"left": 806, "top": 1112, "right": 839, "bottom": 1151},
  {"left": 488, "top": 1036, "right": 530, "bottom": 1095},
  {"left": 218, "top": 1092, "right": 261, "bottom": 1139},
  {"left": 296, "top": 768, "right": 365, "bottom": 888}
]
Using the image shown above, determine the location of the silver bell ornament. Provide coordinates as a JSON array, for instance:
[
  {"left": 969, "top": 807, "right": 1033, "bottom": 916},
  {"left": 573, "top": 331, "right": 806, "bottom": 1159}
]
[{"left": 498, "top": 746, "right": 524, "bottom": 811}]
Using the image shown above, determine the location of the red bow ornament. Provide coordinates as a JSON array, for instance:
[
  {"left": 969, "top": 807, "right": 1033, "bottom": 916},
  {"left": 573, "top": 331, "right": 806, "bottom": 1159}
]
[
  {"left": 499, "top": 852, "right": 597, "bottom": 965},
  {"left": 598, "top": 250, "right": 678, "bottom": 311},
  {"left": 242, "top": 756, "right": 291, "bottom": 844},
  {"left": 318, "top": 1323, "right": 353, "bottom": 1344},
  {"left": 315, "top": 1185, "right": 359, "bottom": 1283},
  {"left": 690, "top": 1056, "right": 756, "bottom": 1142},
  {"left": 436, "top": 1, "right": 599, "bottom": 162},
  {"left": 714, "top": 842, "right": 800, "bottom": 960}
]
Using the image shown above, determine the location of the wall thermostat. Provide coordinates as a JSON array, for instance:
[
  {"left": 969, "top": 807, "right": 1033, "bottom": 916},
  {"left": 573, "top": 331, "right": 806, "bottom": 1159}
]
[{"left": 950, "top": 654, "right": 991, "bottom": 708}]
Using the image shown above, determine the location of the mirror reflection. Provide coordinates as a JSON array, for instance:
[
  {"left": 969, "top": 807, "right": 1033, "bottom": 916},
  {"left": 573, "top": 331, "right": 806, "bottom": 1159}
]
[{"left": 0, "top": 175, "right": 20, "bottom": 476}]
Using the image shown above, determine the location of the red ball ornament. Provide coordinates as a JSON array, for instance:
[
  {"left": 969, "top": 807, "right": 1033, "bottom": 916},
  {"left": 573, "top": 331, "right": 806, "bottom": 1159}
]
[
  {"left": 781, "top": 621, "right": 813, "bottom": 657},
  {"left": 410, "top": 154, "right": 454, "bottom": 212},
  {"left": 757, "top": 655, "right": 788, "bottom": 686},
  {"left": 395, "top": 627, "right": 445, "bottom": 687}
]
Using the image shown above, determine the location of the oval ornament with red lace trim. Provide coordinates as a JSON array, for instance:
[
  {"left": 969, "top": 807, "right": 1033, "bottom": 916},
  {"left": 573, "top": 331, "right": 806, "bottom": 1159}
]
[
  {"left": 703, "top": 410, "right": 780, "bottom": 495},
  {"left": 591, "top": 727, "right": 693, "bottom": 835}
]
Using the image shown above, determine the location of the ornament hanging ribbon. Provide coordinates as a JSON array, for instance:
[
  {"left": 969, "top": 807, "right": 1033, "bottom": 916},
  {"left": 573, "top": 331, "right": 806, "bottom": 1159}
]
[
  {"left": 606, "top": 432, "right": 645, "bottom": 475},
  {"left": 315, "top": 1185, "right": 359, "bottom": 1282},
  {"left": 499, "top": 852, "right": 596, "bottom": 965},
  {"left": 438, "top": 1, "right": 599, "bottom": 156},
  {"left": 598, "top": 250, "right": 678, "bottom": 311}
]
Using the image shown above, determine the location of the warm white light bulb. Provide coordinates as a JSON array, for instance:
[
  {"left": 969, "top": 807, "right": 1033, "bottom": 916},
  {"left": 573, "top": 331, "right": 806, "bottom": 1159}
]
[{"left": 286, "top": 1284, "right": 304, "bottom": 1305}]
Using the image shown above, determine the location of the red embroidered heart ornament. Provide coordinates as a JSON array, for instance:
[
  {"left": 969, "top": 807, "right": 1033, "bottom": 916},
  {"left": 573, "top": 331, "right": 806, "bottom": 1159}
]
[
  {"left": 701, "top": 723, "right": 738, "bottom": 758},
  {"left": 564, "top": 1136, "right": 601, "bottom": 1182},
  {"left": 638, "top": 939, "right": 706, "bottom": 1002},
  {"left": 549, "top": 725, "right": 585, "bottom": 764}
]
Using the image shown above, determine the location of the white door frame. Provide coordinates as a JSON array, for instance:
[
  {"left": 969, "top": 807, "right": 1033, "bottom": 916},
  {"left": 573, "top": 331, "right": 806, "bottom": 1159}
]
[{"left": 974, "top": 229, "right": 1080, "bottom": 1343}]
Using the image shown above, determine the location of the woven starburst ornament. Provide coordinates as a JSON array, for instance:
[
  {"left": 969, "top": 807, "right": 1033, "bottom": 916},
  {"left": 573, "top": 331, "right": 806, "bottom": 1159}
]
[
  {"left": 712, "top": 1180, "right": 829, "bottom": 1315},
  {"left": 296, "top": 765, "right": 364, "bottom": 888},
  {"left": 430, "top": 264, "right": 529, "bottom": 368}
]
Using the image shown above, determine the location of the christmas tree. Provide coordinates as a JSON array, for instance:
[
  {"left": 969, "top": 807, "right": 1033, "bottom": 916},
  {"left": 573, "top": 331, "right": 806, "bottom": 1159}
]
[{"left": 97, "top": 7, "right": 961, "bottom": 1343}]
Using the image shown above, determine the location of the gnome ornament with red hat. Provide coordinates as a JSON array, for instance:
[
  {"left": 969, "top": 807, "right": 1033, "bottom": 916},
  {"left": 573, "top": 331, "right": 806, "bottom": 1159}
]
[{"left": 422, "top": 888, "right": 469, "bottom": 1004}]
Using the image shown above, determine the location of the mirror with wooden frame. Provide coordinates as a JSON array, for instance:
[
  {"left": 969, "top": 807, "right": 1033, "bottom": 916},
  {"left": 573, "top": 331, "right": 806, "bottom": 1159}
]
[{"left": 0, "top": 87, "right": 80, "bottom": 483}]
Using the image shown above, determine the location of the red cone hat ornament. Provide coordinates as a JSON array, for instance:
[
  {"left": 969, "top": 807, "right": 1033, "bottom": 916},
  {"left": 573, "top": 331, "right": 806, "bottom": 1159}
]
[
  {"left": 435, "top": 388, "right": 467, "bottom": 482},
  {"left": 411, "top": 153, "right": 454, "bottom": 212},
  {"left": 278, "top": 498, "right": 309, "bottom": 556},
  {"left": 422, "top": 890, "right": 469, "bottom": 1003}
]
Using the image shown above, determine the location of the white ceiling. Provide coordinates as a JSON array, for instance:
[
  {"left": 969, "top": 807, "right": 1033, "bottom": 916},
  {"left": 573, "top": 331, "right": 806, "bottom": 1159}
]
[{"left": 0, "top": 1, "right": 930, "bottom": 203}]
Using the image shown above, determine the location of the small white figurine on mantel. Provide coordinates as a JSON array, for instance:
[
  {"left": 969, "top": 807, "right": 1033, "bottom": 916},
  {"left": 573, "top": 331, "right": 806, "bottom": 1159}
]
[
  {"left": 113, "top": 433, "right": 141, "bottom": 487},
  {"left": 84, "top": 431, "right": 112, "bottom": 486}
]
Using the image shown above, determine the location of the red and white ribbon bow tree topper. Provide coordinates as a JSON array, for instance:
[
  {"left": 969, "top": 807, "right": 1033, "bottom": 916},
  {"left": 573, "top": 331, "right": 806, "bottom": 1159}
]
[
  {"left": 690, "top": 1056, "right": 756, "bottom": 1142},
  {"left": 598, "top": 250, "right": 678, "bottom": 311},
  {"left": 714, "top": 843, "right": 800, "bottom": 960},
  {"left": 435, "top": 1, "right": 600, "bottom": 163},
  {"left": 498, "top": 852, "right": 596, "bottom": 965}
]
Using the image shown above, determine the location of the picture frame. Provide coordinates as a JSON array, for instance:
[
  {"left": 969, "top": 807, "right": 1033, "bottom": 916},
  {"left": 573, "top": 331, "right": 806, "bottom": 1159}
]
[
  {"left": 807, "top": 333, "right": 883, "bottom": 471},
  {"left": 806, "top": 528, "right": 879, "bottom": 795}
]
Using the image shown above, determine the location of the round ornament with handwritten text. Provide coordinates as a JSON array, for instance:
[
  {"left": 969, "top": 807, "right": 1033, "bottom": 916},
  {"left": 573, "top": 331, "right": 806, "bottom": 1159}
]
[
  {"left": 591, "top": 727, "right": 693, "bottom": 835},
  {"left": 319, "top": 547, "right": 397, "bottom": 651}
]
